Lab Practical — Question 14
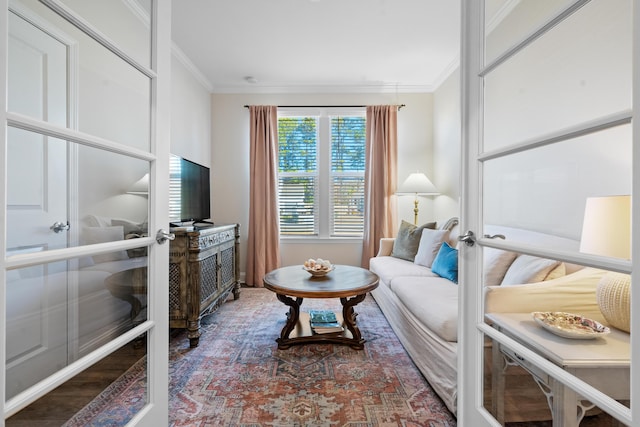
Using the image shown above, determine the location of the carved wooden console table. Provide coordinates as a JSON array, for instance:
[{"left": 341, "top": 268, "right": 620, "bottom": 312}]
[{"left": 169, "top": 223, "right": 240, "bottom": 347}]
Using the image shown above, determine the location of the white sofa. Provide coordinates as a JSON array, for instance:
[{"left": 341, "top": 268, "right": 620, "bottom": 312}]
[{"left": 369, "top": 217, "right": 607, "bottom": 419}]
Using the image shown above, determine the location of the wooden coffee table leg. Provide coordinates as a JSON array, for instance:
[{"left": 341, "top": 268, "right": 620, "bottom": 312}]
[
  {"left": 341, "top": 293, "right": 367, "bottom": 349},
  {"left": 275, "top": 294, "right": 303, "bottom": 349}
]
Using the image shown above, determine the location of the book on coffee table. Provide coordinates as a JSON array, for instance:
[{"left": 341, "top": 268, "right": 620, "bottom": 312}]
[{"left": 308, "top": 310, "right": 344, "bottom": 334}]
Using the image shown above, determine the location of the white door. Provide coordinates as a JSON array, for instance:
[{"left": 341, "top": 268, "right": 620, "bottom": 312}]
[
  {"left": 458, "top": 1, "right": 636, "bottom": 426},
  {"left": 5, "top": 6, "right": 70, "bottom": 400},
  {"left": 2, "top": 0, "right": 169, "bottom": 424}
]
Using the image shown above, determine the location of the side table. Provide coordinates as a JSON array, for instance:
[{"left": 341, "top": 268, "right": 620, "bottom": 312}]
[{"left": 486, "top": 312, "right": 629, "bottom": 427}]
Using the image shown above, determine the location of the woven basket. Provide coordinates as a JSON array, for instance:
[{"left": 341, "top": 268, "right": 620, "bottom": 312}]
[{"left": 596, "top": 272, "right": 631, "bottom": 333}]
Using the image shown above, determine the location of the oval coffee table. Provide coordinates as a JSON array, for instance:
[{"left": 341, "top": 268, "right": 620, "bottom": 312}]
[{"left": 263, "top": 265, "right": 379, "bottom": 350}]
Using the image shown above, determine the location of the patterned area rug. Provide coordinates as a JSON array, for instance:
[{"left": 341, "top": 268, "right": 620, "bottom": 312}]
[{"left": 67, "top": 287, "right": 457, "bottom": 426}]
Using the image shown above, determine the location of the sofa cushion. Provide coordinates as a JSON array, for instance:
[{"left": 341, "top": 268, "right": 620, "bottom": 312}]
[
  {"left": 390, "top": 276, "right": 459, "bottom": 342},
  {"left": 500, "top": 254, "right": 562, "bottom": 286},
  {"left": 431, "top": 242, "right": 459, "bottom": 283},
  {"left": 391, "top": 220, "right": 437, "bottom": 262},
  {"left": 414, "top": 228, "right": 449, "bottom": 268},
  {"left": 369, "top": 256, "right": 439, "bottom": 285}
]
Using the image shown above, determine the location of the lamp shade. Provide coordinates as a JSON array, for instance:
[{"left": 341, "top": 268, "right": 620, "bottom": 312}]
[
  {"left": 579, "top": 195, "right": 631, "bottom": 259},
  {"left": 127, "top": 173, "right": 149, "bottom": 196},
  {"left": 580, "top": 195, "right": 632, "bottom": 332},
  {"left": 397, "top": 172, "right": 439, "bottom": 195}
]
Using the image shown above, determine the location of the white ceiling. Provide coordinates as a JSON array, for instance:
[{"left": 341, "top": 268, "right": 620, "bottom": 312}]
[{"left": 170, "top": 0, "right": 461, "bottom": 94}]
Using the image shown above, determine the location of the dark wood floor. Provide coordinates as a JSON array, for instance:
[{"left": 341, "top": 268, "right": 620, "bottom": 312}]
[{"left": 6, "top": 339, "right": 146, "bottom": 427}]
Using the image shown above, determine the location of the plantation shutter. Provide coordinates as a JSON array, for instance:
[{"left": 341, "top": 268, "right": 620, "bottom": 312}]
[
  {"left": 330, "top": 116, "right": 365, "bottom": 236},
  {"left": 169, "top": 155, "right": 182, "bottom": 221},
  {"left": 278, "top": 117, "right": 319, "bottom": 235}
]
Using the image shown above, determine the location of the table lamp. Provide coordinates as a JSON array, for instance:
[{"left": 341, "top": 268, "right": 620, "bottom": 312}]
[
  {"left": 397, "top": 172, "right": 440, "bottom": 225},
  {"left": 580, "top": 195, "right": 631, "bottom": 332},
  {"left": 127, "top": 173, "right": 149, "bottom": 196}
]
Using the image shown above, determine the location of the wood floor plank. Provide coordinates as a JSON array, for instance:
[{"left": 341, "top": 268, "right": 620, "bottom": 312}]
[{"left": 6, "top": 342, "right": 146, "bottom": 425}]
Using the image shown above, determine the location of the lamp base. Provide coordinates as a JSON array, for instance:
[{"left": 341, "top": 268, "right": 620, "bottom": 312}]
[{"left": 596, "top": 272, "right": 630, "bottom": 333}]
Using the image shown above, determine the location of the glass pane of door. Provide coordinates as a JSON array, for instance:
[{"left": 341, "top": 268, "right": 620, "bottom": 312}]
[
  {"left": 484, "top": 0, "right": 632, "bottom": 152},
  {"left": 484, "top": 0, "right": 577, "bottom": 64},
  {"left": 6, "top": 333, "right": 148, "bottom": 425},
  {"left": 9, "top": 0, "right": 151, "bottom": 151},
  {"left": 5, "top": 255, "right": 148, "bottom": 400},
  {"left": 58, "top": 0, "right": 152, "bottom": 67},
  {"left": 6, "top": 129, "right": 150, "bottom": 255},
  {"left": 475, "top": 0, "right": 634, "bottom": 425}
]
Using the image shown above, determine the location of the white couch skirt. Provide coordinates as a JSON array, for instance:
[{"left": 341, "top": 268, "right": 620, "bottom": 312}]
[{"left": 371, "top": 283, "right": 458, "bottom": 414}]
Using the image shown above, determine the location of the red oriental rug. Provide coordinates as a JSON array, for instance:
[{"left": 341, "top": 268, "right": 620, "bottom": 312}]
[{"left": 66, "top": 287, "right": 456, "bottom": 426}]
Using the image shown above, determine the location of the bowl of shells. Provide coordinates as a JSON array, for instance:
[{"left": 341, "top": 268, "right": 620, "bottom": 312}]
[{"left": 303, "top": 258, "right": 334, "bottom": 277}]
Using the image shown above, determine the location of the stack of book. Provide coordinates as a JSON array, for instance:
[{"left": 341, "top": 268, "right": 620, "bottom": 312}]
[{"left": 309, "top": 310, "right": 344, "bottom": 334}]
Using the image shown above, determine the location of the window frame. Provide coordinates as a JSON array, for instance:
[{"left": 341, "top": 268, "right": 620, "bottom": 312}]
[{"left": 277, "top": 107, "right": 366, "bottom": 241}]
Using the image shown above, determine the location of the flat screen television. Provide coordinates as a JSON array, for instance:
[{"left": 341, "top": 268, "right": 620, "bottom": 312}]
[{"left": 169, "top": 154, "right": 212, "bottom": 226}]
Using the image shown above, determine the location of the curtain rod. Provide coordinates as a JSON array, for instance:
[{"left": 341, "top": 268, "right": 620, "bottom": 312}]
[{"left": 244, "top": 104, "right": 405, "bottom": 110}]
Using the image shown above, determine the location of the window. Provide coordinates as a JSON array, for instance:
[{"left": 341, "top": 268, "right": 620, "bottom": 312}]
[{"left": 277, "top": 109, "right": 366, "bottom": 237}]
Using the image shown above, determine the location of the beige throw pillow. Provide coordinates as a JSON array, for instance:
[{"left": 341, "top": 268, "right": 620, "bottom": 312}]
[
  {"left": 500, "top": 254, "right": 562, "bottom": 286},
  {"left": 391, "top": 220, "right": 437, "bottom": 262},
  {"left": 414, "top": 228, "right": 449, "bottom": 268}
]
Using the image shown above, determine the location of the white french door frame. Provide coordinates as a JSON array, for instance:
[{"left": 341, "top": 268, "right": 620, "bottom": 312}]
[
  {"left": 1, "top": 0, "right": 170, "bottom": 424},
  {"left": 458, "top": 0, "right": 638, "bottom": 425}
]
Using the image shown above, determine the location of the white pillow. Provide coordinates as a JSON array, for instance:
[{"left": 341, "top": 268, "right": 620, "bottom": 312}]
[
  {"left": 83, "top": 214, "right": 113, "bottom": 228},
  {"left": 82, "top": 226, "right": 128, "bottom": 264},
  {"left": 414, "top": 228, "right": 449, "bottom": 268},
  {"left": 483, "top": 247, "right": 518, "bottom": 286},
  {"left": 500, "top": 254, "right": 562, "bottom": 286}
]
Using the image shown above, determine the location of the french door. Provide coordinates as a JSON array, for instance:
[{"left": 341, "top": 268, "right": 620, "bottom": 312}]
[
  {"left": 1, "top": 0, "right": 169, "bottom": 425},
  {"left": 459, "top": 1, "right": 636, "bottom": 426}
]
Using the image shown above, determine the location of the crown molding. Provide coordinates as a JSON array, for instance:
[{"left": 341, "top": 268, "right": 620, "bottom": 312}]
[
  {"left": 210, "top": 82, "right": 436, "bottom": 94},
  {"left": 486, "top": 0, "right": 521, "bottom": 34},
  {"left": 431, "top": 57, "right": 460, "bottom": 90},
  {"left": 121, "top": 0, "right": 149, "bottom": 27},
  {"left": 171, "top": 43, "right": 214, "bottom": 93}
]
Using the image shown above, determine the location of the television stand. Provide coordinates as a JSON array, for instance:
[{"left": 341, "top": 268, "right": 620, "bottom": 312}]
[
  {"left": 170, "top": 220, "right": 215, "bottom": 230},
  {"left": 169, "top": 223, "right": 240, "bottom": 347},
  {"left": 193, "top": 220, "right": 215, "bottom": 229}
]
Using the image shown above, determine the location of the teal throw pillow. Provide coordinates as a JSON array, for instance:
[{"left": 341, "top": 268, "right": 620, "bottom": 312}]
[
  {"left": 391, "top": 220, "right": 437, "bottom": 262},
  {"left": 432, "top": 242, "right": 459, "bottom": 283}
]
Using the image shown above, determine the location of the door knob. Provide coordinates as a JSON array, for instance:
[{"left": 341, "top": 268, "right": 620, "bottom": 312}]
[
  {"left": 50, "top": 221, "right": 70, "bottom": 233},
  {"left": 156, "top": 229, "right": 175, "bottom": 244},
  {"left": 458, "top": 230, "right": 475, "bottom": 247}
]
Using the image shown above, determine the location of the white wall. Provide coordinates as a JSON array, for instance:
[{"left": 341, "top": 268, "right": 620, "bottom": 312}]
[
  {"left": 211, "top": 93, "right": 436, "bottom": 277},
  {"left": 433, "top": 68, "right": 461, "bottom": 224},
  {"left": 170, "top": 54, "right": 212, "bottom": 167}
]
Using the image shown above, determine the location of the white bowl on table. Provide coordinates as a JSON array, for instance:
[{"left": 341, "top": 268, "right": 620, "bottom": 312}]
[{"left": 303, "top": 264, "right": 334, "bottom": 277}]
